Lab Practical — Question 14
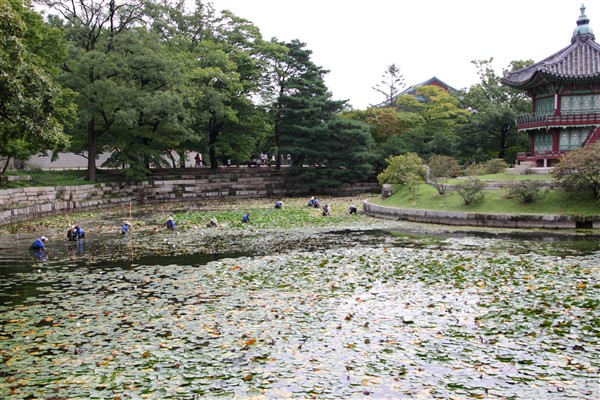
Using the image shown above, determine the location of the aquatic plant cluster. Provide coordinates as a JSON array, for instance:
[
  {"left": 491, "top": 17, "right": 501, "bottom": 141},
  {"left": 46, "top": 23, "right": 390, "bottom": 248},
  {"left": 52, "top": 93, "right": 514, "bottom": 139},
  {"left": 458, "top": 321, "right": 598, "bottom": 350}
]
[{"left": 0, "top": 203, "right": 598, "bottom": 398}]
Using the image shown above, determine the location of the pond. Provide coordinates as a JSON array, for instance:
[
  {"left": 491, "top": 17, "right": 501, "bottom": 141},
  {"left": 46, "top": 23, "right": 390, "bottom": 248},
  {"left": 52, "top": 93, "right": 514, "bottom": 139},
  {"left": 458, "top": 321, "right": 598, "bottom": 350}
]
[{"left": 0, "top": 202, "right": 598, "bottom": 399}]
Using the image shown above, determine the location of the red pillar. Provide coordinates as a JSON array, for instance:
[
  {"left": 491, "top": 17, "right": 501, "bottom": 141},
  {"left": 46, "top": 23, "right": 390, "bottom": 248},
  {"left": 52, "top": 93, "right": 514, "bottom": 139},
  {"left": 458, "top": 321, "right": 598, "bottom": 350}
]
[
  {"left": 529, "top": 132, "right": 535, "bottom": 154},
  {"left": 552, "top": 128, "right": 560, "bottom": 152}
]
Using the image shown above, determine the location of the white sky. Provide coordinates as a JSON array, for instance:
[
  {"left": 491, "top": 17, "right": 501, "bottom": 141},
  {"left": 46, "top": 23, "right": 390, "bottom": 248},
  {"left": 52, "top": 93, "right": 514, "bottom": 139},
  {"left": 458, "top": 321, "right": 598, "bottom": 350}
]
[{"left": 209, "top": 0, "right": 592, "bottom": 109}]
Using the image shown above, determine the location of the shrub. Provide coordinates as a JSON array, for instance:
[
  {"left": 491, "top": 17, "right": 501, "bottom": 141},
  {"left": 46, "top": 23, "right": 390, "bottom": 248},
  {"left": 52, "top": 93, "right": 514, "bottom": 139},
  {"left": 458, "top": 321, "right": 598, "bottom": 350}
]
[
  {"left": 456, "top": 178, "right": 486, "bottom": 205},
  {"left": 463, "top": 158, "right": 509, "bottom": 176},
  {"left": 507, "top": 180, "right": 547, "bottom": 203},
  {"left": 482, "top": 158, "right": 509, "bottom": 174},
  {"left": 463, "top": 161, "right": 485, "bottom": 176},
  {"left": 553, "top": 143, "right": 600, "bottom": 199},
  {"left": 428, "top": 154, "right": 461, "bottom": 195},
  {"left": 405, "top": 174, "right": 421, "bottom": 201},
  {"left": 377, "top": 153, "right": 425, "bottom": 186}
]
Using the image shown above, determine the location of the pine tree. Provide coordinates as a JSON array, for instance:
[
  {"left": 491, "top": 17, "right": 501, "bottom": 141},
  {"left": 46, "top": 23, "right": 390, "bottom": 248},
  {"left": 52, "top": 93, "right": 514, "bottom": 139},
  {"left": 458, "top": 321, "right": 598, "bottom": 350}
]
[{"left": 279, "top": 40, "right": 374, "bottom": 189}]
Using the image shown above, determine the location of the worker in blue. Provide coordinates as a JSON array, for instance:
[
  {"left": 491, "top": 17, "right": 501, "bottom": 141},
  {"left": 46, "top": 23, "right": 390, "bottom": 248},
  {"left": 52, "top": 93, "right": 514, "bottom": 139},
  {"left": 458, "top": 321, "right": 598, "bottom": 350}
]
[
  {"left": 68, "top": 225, "right": 85, "bottom": 241},
  {"left": 307, "top": 196, "right": 315, "bottom": 207},
  {"left": 165, "top": 216, "right": 175, "bottom": 230},
  {"left": 30, "top": 236, "right": 48, "bottom": 251},
  {"left": 121, "top": 221, "right": 132, "bottom": 235},
  {"left": 241, "top": 212, "right": 251, "bottom": 223},
  {"left": 75, "top": 225, "right": 85, "bottom": 239},
  {"left": 275, "top": 200, "right": 283, "bottom": 209}
]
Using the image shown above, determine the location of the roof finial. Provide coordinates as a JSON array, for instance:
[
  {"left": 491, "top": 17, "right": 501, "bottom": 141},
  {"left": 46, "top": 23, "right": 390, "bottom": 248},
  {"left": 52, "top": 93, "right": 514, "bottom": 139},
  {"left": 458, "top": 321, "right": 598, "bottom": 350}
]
[
  {"left": 573, "top": 3, "right": 595, "bottom": 43},
  {"left": 578, "top": 4, "right": 589, "bottom": 25}
]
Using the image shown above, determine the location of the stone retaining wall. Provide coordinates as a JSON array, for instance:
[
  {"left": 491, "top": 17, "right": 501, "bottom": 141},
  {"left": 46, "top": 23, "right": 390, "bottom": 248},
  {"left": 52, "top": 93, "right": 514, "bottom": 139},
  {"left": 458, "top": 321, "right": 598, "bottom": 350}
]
[
  {"left": 0, "top": 170, "right": 379, "bottom": 225},
  {"left": 363, "top": 200, "right": 600, "bottom": 229}
]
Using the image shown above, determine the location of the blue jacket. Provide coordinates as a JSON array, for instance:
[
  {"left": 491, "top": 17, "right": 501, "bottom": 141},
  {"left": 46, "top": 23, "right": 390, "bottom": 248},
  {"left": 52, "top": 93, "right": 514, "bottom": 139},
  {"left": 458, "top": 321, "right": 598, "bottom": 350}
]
[
  {"left": 166, "top": 220, "right": 175, "bottom": 230},
  {"left": 31, "top": 239, "right": 46, "bottom": 250},
  {"left": 241, "top": 213, "right": 251, "bottom": 223},
  {"left": 70, "top": 227, "right": 84, "bottom": 240},
  {"left": 122, "top": 224, "right": 129, "bottom": 234},
  {"left": 75, "top": 227, "right": 84, "bottom": 237},
  {"left": 275, "top": 201, "right": 282, "bottom": 209}
]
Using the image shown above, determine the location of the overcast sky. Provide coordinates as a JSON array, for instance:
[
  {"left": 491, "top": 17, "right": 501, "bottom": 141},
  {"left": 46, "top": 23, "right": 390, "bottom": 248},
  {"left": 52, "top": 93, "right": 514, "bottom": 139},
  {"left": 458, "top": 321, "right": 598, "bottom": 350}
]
[{"left": 208, "top": 0, "right": 591, "bottom": 109}]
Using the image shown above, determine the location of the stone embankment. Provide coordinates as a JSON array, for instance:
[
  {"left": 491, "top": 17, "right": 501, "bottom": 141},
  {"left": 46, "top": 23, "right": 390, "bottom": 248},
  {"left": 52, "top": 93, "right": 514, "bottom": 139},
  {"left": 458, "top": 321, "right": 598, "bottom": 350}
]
[
  {"left": 0, "top": 169, "right": 378, "bottom": 225},
  {"left": 363, "top": 200, "right": 600, "bottom": 229}
]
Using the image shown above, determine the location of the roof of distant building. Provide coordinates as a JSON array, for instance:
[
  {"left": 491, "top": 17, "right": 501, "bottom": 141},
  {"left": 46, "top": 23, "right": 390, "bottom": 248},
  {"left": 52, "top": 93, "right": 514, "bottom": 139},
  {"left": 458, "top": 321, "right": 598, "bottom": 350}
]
[
  {"left": 370, "top": 76, "right": 457, "bottom": 108},
  {"left": 398, "top": 76, "right": 457, "bottom": 96}
]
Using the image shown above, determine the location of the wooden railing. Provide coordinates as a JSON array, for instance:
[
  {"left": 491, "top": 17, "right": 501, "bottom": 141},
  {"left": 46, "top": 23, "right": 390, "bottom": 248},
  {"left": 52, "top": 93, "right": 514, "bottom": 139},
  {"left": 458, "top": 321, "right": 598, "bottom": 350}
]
[
  {"left": 516, "top": 150, "right": 569, "bottom": 160},
  {"left": 516, "top": 111, "right": 600, "bottom": 129}
]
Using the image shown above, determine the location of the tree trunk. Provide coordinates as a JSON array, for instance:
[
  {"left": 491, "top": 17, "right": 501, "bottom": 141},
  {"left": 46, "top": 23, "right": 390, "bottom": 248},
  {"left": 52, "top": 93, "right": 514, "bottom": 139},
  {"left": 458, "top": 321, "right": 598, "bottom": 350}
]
[
  {"left": 209, "top": 137, "right": 218, "bottom": 169},
  {"left": 498, "top": 126, "right": 509, "bottom": 160},
  {"left": 165, "top": 150, "right": 177, "bottom": 168},
  {"left": 275, "top": 87, "right": 284, "bottom": 170},
  {"left": 0, "top": 156, "right": 11, "bottom": 183},
  {"left": 208, "top": 114, "right": 222, "bottom": 169},
  {"left": 87, "top": 117, "right": 97, "bottom": 181},
  {"left": 274, "top": 122, "right": 281, "bottom": 169}
]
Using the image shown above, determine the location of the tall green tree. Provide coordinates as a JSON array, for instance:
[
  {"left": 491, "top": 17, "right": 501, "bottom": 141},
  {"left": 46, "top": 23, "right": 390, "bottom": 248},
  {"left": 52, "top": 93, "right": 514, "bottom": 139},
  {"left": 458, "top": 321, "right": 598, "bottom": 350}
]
[
  {"left": 279, "top": 40, "right": 374, "bottom": 188},
  {"left": 0, "top": 0, "right": 70, "bottom": 182},
  {"left": 341, "top": 107, "right": 409, "bottom": 145},
  {"left": 372, "top": 63, "right": 405, "bottom": 107},
  {"left": 144, "top": 1, "right": 273, "bottom": 168},
  {"left": 42, "top": 0, "right": 148, "bottom": 180},
  {"left": 175, "top": 6, "right": 269, "bottom": 168},
  {"left": 259, "top": 37, "right": 294, "bottom": 169},
  {"left": 340, "top": 107, "right": 411, "bottom": 173},
  {"left": 96, "top": 28, "right": 193, "bottom": 178},
  {"left": 395, "top": 85, "right": 469, "bottom": 157},
  {"left": 145, "top": 0, "right": 213, "bottom": 166},
  {"left": 461, "top": 58, "right": 532, "bottom": 163}
]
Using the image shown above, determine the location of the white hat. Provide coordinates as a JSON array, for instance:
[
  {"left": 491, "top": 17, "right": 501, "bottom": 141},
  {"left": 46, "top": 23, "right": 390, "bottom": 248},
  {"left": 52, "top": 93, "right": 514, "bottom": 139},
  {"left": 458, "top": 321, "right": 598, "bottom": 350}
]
[
  {"left": 40, "top": 236, "right": 48, "bottom": 241},
  {"left": 124, "top": 221, "right": 131, "bottom": 225},
  {"left": 168, "top": 216, "right": 173, "bottom": 221}
]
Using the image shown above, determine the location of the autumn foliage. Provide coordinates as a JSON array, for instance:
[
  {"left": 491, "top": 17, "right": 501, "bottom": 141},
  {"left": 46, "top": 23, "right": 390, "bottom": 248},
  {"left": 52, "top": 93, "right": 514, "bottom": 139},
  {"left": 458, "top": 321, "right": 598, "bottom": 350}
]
[{"left": 553, "top": 142, "right": 600, "bottom": 199}]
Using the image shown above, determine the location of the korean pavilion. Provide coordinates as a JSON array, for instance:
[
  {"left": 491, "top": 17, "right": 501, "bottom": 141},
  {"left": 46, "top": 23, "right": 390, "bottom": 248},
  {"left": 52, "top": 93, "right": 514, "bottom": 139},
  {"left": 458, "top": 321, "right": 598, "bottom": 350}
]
[{"left": 501, "top": 4, "right": 600, "bottom": 168}]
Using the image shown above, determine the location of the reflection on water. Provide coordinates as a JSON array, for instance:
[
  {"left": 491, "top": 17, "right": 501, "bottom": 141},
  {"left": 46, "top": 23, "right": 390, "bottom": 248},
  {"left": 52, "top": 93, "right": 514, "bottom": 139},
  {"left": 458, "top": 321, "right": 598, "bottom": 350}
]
[
  {"left": 328, "top": 228, "right": 600, "bottom": 257},
  {"left": 2, "top": 225, "right": 599, "bottom": 272}
]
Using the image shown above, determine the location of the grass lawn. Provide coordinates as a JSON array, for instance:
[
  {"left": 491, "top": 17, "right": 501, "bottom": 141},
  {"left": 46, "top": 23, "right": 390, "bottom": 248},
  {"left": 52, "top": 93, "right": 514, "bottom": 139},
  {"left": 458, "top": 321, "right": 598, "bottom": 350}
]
[{"left": 370, "top": 183, "right": 600, "bottom": 216}]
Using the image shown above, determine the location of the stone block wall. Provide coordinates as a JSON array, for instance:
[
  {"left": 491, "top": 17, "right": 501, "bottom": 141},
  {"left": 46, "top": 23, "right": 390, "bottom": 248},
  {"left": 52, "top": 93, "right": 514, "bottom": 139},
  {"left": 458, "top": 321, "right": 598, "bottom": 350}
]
[
  {"left": 363, "top": 200, "right": 600, "bottom": 229},
  {"left": 0, "top": 170, "right": 379, "bottom": 225}
]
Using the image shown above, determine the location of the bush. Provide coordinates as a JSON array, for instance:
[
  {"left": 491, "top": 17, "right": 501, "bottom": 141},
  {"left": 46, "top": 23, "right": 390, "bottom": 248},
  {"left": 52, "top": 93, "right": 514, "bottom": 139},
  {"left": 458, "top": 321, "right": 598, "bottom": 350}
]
[
  {"left": 553, "top": 143, "right": 600, "bottom": 199},
  {"left": 507, "top": 180, "right": 547, "bottom": 203},
  {"left": 482, "top": 158, "right": 509, "bottom": 174},
  {"left": 456, "top": 178, "right": 486, "bottom": 205},
  {"left": 428, "top": 154, "right": 461, "bottom": 195},
  {"left": 462, "top": 161, "right": 484, "bottom": 176},
  {"left": 463, "top": 158, "right": 508, "bottom": 176},
  {"left": 377, "top": 153, "right": 425, "bottom": 186}
]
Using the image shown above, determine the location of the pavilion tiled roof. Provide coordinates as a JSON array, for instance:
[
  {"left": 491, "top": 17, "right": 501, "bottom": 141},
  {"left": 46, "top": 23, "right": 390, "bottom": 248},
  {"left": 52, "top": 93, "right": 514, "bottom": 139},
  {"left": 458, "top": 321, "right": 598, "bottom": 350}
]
[{"left": 501, "top": 5, "right": 600, "bottom": 90}]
